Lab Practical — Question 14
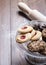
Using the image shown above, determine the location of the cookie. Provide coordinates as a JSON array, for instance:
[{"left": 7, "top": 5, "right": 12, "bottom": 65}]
[
  {"left": 30, "top": 30, "right": 36, "bottom": 39},
  {"left": 40, "top": 22, "right": 46, "bottom": 31},
  {"left": 42, "top": 29, "right": 46, "bottom": 42},
  {"left": 27, "top": 40, "right": 45, "bottom": 52},
  {"left": 41, "top": 48, "right": 46, "bottom": 55},
  {"left": 33, "top": 21, "right": 46, "bottom": 31},
  {"left": 18, "top": 25, "right": 33, "bottom": 33},
  {"left": 40, "top": 42, "right": 46, "bottom": 55},
  {"left": 31, "top": 31, "right": 42, "bottom": 41},
  {"left": 16, "top": 33, "right": 31, "bottom": 43}
]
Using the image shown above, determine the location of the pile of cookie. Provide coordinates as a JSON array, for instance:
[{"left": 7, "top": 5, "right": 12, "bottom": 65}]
[
  {"left": 16, "top": 25, "right": 42, "bottom": 43},
  {"left": 16, "top": 25, "right": 46, "bottom": 55}
]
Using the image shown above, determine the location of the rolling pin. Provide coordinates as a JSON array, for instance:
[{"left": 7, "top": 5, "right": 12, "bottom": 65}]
[{"left": 18, "top": 2, "right": 46, "bottom": 22}]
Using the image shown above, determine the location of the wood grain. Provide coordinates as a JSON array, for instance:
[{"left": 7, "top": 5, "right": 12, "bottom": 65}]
[{"left": 0, "top": 0, "right": 11, "bottom": 65}]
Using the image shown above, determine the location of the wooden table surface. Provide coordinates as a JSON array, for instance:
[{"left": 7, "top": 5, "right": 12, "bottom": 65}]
[{"left": 0, "top": 0, "right": 46, "bottom": 65}]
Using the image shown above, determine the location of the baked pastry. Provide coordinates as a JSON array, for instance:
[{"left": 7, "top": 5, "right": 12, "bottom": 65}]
[
  {"left": 33, "top": 21, "right": 46, "bottom": 31},
  {"left": 18, "top": 25, "right": 33, "bottom": 33},
  {"left": 31, "top": 31, "right": 42, "bottom": 41},
  {"left": 40, "top": 22, "right": 46, "bottom": 31},
  {"left": 27, "top": 40, "right": 46, "bottom": 52},
  {"left": 33, "top": 24, "right": 40, "bottom": 30},
  {"left": 40, "top": 41, "right": 46, "bottom": 55},
  {"left": 42, "top": 29, "right": 46, "bottom": 42},
  {"left": 41, "top": 47, "right": 46, "bottom": 55},
  {"left": 30, "top": 30, "right": 36, "bottom": 39},
  {"left": 16, "top": 33, "right": 31, "bottom": 43}
]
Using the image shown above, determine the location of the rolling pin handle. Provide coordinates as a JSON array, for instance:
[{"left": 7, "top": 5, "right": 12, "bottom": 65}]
[{"left": 18, "top": 2, "right": 32, "bottom": 14}]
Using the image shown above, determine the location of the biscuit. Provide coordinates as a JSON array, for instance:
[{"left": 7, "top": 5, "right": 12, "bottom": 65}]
[
  {"left": 18, "top": 25, "right": 33, "bottom": 33},
  {"left": 16, "top": 33, "right": 31, "bottom": 43},
  {"left": 42, "top": 48, "right": 46, "bottom": 55},
  {"left": 27, "top": 40, "right": 45, "bottom": 52},
  {"left": 30, "top": 30, "right": 36, "bottom": 39},
  {"left": 42, "top": 29, "right": 46, "bottom": 42},
  {"left": 31, "top": 31, "right": 42, "bottom": 41}
]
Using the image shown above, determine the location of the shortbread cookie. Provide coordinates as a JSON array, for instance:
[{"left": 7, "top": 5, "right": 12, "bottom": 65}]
[
  {"left": 31, "top": 31, "right": 42, "bottom": 41},
  {"left": 16, "top": 33, "right": 31, "bottom": 43},
  {"left": 18, "top": 25, "right": 33, "bottom": 33},
  {"left": 30, "top": 30, "right": 36, "bottom": 39}
]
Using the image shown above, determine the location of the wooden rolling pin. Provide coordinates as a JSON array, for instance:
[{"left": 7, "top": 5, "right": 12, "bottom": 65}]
[{"left": 18, "top": 2, "right": 46, "bottom": 22}]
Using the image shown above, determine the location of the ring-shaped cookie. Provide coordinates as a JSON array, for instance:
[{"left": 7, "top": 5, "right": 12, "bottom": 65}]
[
  {"left": 30, "top": 30, "right": 36, "bottom": 39},
  {"left": 16, "top": 33, "right": 31, "bottom": 43},
  {"left": 18, "top": 25, "right": 33, "bottom": 33},
  {"left": 31, "top": 31, "right": 42, "bottom": 41}
]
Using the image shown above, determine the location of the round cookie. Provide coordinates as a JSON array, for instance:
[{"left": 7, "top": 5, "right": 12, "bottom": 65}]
[
  {"left": 42, "top": 29, "right": 46, "bottom": 42},
  {"left": 27, "top": 40, "right": 45, "bottom": 52},
  {"left": 16, "top": 33, "right": 31, "bottom": 43},
  {"left": 40, "top": 42, "right": 46, "bottom": 55},
  {"left": 18, "top": 25, "right": 33, "bottom": 33},
  {"left": 31, "top": 31, "right": 42, "bottom": 41},
  {"left": 30, "top": 30, "right": 36, "bottom": 39},
  {"left": 41, "top": 48, "right": 46, "bottom": 55}
]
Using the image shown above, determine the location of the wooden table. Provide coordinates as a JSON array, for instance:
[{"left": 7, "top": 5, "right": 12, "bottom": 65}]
[{"left": 0, "top": 0, "right": 46, "bottom": 65}]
